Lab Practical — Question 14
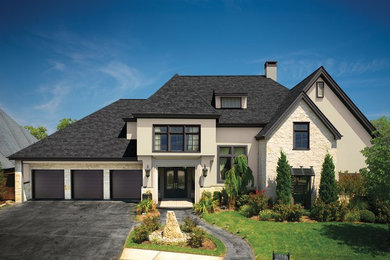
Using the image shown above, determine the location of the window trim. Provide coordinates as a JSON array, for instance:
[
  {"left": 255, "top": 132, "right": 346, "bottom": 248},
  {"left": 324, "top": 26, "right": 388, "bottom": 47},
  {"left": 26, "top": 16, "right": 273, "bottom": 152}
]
[
  {"left": 220, "top": 96, "right": 242, "bottom": 109},
  {"left": 316, "top": 82, "right": 325, "bottom": 98},
  {"left": 152, "top": 124, "right": 201, "bottom": 153},
  {"left": 293, "top": 122, "right": 310, "bottom": 150},
  {"left": 217, "top": 145, "right": 248, "bottom": 183}
]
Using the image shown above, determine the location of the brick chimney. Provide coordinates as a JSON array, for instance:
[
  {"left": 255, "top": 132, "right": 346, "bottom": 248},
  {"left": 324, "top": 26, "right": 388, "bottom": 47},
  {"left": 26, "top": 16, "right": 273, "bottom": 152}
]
[{"left": 264, "top": 61, "right": 277, "bottom": 81}]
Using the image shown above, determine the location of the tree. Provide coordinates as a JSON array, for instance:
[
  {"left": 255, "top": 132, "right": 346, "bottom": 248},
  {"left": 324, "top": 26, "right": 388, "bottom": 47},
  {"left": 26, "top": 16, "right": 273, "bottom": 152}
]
[
  {"left": 361, "top": 116, "right": 390, "bottom": 204},
  {"left": 57, "top": 118, "right": 77, "bottom": 131},
  {"left": 276, "top": 151, "right": 292, "bottom": 205},
  {"left": 24, "top": 125, "right": 48, "bottom": 140},
  {"left": 224, "top": 154, "right": 254, "bottom": 208},
  {"left": 319, "top": 153, "right": 338, "bottom": 204}
]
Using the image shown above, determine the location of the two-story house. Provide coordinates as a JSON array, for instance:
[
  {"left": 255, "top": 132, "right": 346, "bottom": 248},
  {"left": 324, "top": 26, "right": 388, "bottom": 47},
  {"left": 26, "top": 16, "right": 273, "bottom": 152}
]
[{"left": 9, "top": 62, "right": 374, "bottom": 207}]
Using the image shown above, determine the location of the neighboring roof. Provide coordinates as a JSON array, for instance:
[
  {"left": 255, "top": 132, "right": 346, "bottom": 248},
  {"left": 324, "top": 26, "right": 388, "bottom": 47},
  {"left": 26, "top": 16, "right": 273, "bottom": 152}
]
[
  {"left": 9, "top": 100, "right": 144, "bottom": 161},
  {"left": 0, "top": 108, "right": 37, "bottom": 168}
]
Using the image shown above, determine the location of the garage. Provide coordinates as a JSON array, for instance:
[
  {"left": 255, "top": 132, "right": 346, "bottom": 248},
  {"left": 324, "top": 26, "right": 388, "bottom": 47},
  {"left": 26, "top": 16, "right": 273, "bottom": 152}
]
[
  {"left": 110, "top": 170, "right": 142, "bottom": 200},
  {"left": 33, "top": 170, "right": 64, "bottom": 199},
  {"left": 72, "top": 170, "right": 103, "bottom": 199}
]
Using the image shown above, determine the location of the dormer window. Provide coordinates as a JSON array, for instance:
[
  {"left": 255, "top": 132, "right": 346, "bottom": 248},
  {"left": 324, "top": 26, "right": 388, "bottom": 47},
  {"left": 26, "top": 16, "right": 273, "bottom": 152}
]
[
  {"left": 316, "top": 82, "right": 324, "bottom": 98},
  {"left": 221, "top": 97, "right": 241, "bottom": 108}
]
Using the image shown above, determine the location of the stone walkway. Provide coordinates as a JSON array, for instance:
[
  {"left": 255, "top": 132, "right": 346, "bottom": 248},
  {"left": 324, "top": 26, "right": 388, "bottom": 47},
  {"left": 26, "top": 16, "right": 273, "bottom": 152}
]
[
  {"left": 120, "top": 248, "right": 223, "bottom": 260},
  {"left": 159, "top": 209, "right": 254, "bottom": 260}
]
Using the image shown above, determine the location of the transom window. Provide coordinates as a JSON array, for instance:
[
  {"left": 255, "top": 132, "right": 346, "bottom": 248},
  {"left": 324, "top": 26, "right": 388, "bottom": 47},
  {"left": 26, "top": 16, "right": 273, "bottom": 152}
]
[
  {"left": 218, "top": 146, "right": 247, "bottom": 183},
  {"left": 316, "top": 82, "right": 324, "bottom": 98},
  {"left": 293, "top": 122, "right": 310, "bottom": 150},
  {"left": 221, "top": 97, "right": 241, "bottom": 108},
  {"left": 154, "top": 125, "right": 200, "bottom": 152}
]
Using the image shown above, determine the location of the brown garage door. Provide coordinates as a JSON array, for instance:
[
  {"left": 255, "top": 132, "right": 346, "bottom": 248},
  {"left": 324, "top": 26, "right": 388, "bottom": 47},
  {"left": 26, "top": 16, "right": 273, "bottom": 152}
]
[
  {"left": 111, "top": 170, "right": 142, "bottom": 200},
  {"left": 33, "top": 170, "right": 64, "bottom": 199},
  {"left": 72, "top": 170, "right": 103, "bottom": 199}
]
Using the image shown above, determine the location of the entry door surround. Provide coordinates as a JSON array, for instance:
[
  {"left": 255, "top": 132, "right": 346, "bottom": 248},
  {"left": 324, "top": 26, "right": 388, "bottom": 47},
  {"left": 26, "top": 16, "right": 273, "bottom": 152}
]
[{"left": 164, "top": 167, "right": 187, "bottom": 198}]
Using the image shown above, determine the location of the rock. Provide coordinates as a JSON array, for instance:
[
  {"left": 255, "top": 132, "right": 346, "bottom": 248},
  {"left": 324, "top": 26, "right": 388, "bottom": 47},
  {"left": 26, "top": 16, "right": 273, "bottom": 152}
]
[{"left": 163, "top": 211, "right": 184, "bottom": 239}]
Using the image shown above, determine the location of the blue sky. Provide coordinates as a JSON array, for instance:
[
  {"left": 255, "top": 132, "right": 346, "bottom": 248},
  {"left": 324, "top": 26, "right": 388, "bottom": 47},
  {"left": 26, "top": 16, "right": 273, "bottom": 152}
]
[{"left": 0, "top": 0, "right": 389, "bottom": 133}]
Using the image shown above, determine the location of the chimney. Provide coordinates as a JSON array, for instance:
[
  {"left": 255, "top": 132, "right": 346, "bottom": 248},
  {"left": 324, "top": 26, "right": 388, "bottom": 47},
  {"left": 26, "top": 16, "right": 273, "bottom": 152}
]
[{"left": 264, "top": 61, "right": 277, "bottom": 81}]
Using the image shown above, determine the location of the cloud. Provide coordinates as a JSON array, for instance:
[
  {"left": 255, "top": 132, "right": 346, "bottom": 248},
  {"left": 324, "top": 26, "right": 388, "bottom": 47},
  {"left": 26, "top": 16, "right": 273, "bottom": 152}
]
[
  {"left": 35, "top": 83, "right": 71, "bottom": 114},
  {"left": 100, "top": 61, "right": 143, "bottom": 91}
]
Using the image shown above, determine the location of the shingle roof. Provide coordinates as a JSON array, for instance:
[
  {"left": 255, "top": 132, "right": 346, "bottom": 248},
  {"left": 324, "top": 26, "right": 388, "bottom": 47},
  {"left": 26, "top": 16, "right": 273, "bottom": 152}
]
[
  {"left": 0, "top": 108, "right": 37, "bottom": 168},
  {"left": 9, "top": 100, "right": 144, "bottom": 160}
]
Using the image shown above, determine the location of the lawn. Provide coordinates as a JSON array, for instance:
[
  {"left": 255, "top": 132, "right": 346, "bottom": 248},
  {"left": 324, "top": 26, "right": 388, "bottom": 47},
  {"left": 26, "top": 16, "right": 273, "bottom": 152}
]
[
  {"left": 203, "top": 211, "right": 389, "bottom": 260},
  {"left": 125, "top": 228, "right": 226, "bottom": 257}
]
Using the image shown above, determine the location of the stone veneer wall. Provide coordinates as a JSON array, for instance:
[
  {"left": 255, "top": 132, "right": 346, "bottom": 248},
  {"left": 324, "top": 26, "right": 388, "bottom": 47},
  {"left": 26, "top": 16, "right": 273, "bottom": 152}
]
[{"left": 264, "top": 100, "right": 337, "bottom": 200}]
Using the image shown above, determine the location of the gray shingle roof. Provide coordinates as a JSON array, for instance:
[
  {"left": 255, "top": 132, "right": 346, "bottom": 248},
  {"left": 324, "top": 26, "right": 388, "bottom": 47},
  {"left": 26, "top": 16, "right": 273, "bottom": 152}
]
[{"left": 0, "top": 108, "right": 37, "bottom": 168}]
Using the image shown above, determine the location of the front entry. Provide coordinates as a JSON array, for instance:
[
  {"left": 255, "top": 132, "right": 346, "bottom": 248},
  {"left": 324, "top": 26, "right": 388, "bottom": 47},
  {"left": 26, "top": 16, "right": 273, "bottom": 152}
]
[{"left": 164, "top": 168, "right": 187, "bottom": 198}]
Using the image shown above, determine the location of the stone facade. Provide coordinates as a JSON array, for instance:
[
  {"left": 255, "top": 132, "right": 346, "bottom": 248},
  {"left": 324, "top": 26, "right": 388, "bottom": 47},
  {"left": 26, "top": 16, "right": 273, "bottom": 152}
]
[{"left": 262, "top": 100, "right": 337, "bottom": 199}]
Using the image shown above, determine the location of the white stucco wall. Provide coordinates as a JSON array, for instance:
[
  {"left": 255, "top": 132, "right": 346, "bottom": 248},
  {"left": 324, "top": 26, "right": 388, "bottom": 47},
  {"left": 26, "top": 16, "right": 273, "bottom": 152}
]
[
  {"left": 307, "top": 77, "right": 371, "bottom": 173},
  {"left": 264, "top": 100, "right": 337, "bottom": 199},
  {"left": 126, "top": 122, "right": 137, "bottom": 140}
]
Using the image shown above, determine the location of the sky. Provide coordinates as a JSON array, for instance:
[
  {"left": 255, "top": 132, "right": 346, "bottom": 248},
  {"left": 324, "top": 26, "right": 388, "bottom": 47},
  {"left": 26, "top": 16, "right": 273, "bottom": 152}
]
[{"left": 0, "top": 0, "right": 389, "bottom": 133}]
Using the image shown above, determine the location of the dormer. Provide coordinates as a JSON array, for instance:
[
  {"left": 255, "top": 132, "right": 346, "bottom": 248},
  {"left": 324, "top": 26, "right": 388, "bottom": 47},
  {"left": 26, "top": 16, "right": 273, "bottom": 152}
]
[{"left": 214, "top": 93, "right": 248, "bottom": 109}]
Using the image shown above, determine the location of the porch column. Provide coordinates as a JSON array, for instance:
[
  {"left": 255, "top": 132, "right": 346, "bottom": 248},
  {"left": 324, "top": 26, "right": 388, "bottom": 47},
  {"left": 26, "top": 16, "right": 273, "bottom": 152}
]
[
  {"left": 195, "top": 163, "right": 202, "bottom": 203},
  {"left": 103, "top": 169, "right": 110, "bottom": 200},
  {"left": 64, "top": 169, "right": 71, "bottom": 199},
  {"left": 14, "top": 160, "right": 24, "bottom": 203},
  {"left": 151, "top": 166, "right": 158, "bottom": 203}
]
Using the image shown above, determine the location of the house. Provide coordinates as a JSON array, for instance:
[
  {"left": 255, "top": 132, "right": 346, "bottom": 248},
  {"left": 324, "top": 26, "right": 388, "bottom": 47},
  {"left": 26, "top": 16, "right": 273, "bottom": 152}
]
[
  {"left": 9, "top": 62, "right": 375, "bottom": 207},
  {"left": 0, "top": 108, "right": 37, "bottom": 200}
]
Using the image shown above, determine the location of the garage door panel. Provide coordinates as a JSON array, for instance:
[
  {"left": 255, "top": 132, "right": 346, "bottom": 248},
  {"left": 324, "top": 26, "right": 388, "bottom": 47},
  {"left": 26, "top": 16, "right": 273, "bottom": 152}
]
[
  {"left": 111, "top": 170, "right": 141, "bottom": 200},
  {"left": 33, "top": 170, "right": 64, "bottom": 199},
  {"left": 72, "top": 170, "right": 103, "bottom": 200}
]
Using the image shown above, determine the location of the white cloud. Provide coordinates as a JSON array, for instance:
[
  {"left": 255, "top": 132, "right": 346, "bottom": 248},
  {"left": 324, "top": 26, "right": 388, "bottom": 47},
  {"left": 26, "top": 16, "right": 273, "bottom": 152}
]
[
  {"left": 100, "top": 61, "right": 143, "bottom": 91},
  {"left": 35, "top": 83, "right": 71, "bottom": 114}
]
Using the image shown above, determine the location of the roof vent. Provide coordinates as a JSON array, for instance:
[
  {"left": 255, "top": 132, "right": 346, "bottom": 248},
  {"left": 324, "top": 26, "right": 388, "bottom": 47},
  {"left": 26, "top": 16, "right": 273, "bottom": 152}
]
[{"left": 265, "top": 61, "right": 277, "bottom": 81}]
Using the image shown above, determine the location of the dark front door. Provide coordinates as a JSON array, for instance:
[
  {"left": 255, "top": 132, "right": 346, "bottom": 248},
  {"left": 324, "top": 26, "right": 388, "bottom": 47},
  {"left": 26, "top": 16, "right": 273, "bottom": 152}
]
[
  {"left": 292, "top": 176, "right": 312, "bottom": 208},
  {"left": 164, "top": 168, "right": 186, "bottom": 198}
]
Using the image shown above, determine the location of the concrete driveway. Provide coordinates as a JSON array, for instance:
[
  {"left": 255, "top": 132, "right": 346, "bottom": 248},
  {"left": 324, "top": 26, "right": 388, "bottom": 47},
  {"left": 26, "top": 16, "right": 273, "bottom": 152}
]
[{"left": 0, "top": 201, "right": 136, "bottom": 260}]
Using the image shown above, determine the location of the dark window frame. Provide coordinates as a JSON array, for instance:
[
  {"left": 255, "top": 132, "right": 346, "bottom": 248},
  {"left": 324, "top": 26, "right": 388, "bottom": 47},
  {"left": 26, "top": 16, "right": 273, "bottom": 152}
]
[
  {"left": 220, "top": 96, "right": 242, "bottom": 109},
  {"left": 293, "top": 122, "right": 310, "bottom": 150},
  {"left": 316, "top": 82, "right": 325, "bottom": 98},
  {"left": 217, "top": 145, "right": 247, "bottom": 183},
  {"left": 153, "top": 124, "right": 201, "bottom": 153}
]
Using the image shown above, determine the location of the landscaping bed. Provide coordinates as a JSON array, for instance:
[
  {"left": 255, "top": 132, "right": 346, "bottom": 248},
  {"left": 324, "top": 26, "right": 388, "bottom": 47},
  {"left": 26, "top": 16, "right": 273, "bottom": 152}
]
[{"left": 203, "top": 211, "right": 390, "bottom": 259}]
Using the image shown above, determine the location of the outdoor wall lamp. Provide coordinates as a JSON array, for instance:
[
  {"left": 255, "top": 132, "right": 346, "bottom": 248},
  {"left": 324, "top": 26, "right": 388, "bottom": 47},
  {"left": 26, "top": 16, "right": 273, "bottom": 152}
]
[
  {"left": 202, "top": 164, "right": 208, "bottom": 178},
  {"left": 145, "top": 165, "right": 151, "bottom": 178}
]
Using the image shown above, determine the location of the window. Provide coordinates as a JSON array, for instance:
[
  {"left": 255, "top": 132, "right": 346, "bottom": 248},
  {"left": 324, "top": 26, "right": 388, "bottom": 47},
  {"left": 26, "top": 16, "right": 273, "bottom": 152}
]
[
  {"left": 218, "top": 146, "right": 247, "bottom": 182},
  {"left": 316, "top": 82, "right": 324, "bottom": 98},
  {"left": 221, "top": 97, "right": 241, "bottom": 108},
  {"left": 293, "top": 122, "right": 310, "bottom": 150},
  {"left": 153, "top": 125, "right": 200, "bottom": 152}
]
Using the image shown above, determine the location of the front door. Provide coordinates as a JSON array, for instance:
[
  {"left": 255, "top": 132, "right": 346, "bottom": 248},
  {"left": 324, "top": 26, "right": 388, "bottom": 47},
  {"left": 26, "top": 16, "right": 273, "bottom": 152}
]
[
  {"left": 164, "top": 168, "right": 187, "bottom": 198},
  {"left": 292, "top": 176, "right": 312, "bottom": 208}
]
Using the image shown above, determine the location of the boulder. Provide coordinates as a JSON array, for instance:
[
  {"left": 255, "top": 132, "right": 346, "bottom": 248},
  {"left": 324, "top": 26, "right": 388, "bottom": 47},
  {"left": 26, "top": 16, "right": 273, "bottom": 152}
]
[{"left": 163, "top": 211, "right": 184, "bottom": 239}]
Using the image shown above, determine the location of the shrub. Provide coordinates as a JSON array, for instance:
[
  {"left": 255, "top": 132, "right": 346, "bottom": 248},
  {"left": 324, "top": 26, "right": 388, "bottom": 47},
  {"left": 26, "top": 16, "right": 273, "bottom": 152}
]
[
  {"left": 136, "top": 199, "right": 155, "bottom": 215},
  {"left": 276, "top": 151, "right": 292, "bottom": 205},
  {"left": 344, "top": 211, "right": 360, "bottom": 222},
  {"left": 239, "top": 204, "right": 254, "bottom": 218},
  {"left": 349, "top": 196, "right": 369, "bottom": 210},
  {"left": 371, "top": 200, "right": 390, "bottom": 224},
  {"left": 359, "top": 210, "right": 375, "bottom": 223},
  {"left": 273, "top": 203, "right": 291, "bottom": 222},
  {"left": 220, "top": 189, "right": 229, "bottom": 206},
  {"left": 194, "top": 191, "right": 217, "bottom": 215},
  {"left": 213, "top": 191, "right": 222, "bottom": 204},
  {"left": 133, "top": 224, "right": 150, "bottom": 244},
  {"left": 142, "top": 215, "right": 161, "bottom": 232},
  {"left": 259, "top": 209, "right": 274, "bottom": 221},
  {"left": 310, "top": 199, "right": 347, "bottom": 222},
  {"left": 289, "top": 204, "right": 304, "bottom": 222},
  {"left": 236, "top": 194, "right": 250, "bottom": 208},
  {"left": 247, "top": 190, "right": 268, "bottom": 215},
  {"left": 180, "top": 216, "right": 198, "bottom": 233},
  {"left": 338, "top": 171, "right": 366, "bottom": 198},
  {"left": 319, "top": 154, "right": 339, "bottom": 204},
  {"left": 187, "top": 227, "right": 205, "bottom": 248}
]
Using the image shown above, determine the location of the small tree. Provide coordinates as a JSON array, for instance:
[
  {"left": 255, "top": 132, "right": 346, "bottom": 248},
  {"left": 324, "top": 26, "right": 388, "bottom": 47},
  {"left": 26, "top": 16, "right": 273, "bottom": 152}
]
[
  {"left": 24, "top": 125, "right": 48, "bottom": 140},
  {"left": 276, "top": 151, "right": 292, "bottom": 205},
  {"left": 319, "top": 153, "right": 338, "bottom": 204},
  {"left": 57, "top": 118, "right": 77, "bottom": 131},
  {"left": 224, "top": 154, "right": 254, "bottom": 208}
]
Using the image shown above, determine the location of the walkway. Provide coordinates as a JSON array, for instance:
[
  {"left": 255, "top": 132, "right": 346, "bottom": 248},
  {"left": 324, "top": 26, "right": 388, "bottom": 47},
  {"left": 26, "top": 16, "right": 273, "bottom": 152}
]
[
  {"left": 120, "top": 248, "right": 223, "bottom": 260},
  {"left": 159, "top": 209, "right": 254, "bottom": 260}
]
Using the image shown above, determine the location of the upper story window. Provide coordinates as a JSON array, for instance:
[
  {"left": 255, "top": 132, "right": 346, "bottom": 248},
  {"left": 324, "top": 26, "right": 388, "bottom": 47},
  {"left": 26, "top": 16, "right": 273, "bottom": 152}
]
[
  {"left": 221, "top": 97, "right": 241, "bottom": 108},
  {"left": 293, "top": 122, "right": 310, "bottom": 150},
  {"left": 153, "top": 125, "right": 200, "bottom": 152},
  {"left": 218, "top": 146, "right": 247, "bottom": 183},
  {"left": 316, "top": 82, "right": 324, "bottom": 98}
]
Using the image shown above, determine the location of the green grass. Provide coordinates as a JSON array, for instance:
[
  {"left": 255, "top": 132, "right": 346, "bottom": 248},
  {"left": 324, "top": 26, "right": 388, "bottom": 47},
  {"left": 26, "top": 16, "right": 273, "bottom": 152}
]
[
  {"left": 125, "top": 229, "right": 225, "bottom": 256},
  {"left": 203, "top": 211, "right": 390, "bottom": 260}
]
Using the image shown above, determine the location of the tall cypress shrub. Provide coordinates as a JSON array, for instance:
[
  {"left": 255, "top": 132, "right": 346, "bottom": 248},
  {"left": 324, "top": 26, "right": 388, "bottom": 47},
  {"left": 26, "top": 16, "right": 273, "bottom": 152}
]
[
  {"left": 319, "top": 153, "right": 338, "bottom": 203},
  {"left": 276, "top": 151, "right": 291, "bottom": 205}
]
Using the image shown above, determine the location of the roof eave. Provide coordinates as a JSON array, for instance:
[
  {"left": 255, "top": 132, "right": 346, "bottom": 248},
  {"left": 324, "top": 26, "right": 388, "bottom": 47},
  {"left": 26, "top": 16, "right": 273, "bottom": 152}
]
[{"left": 131, "top": 113, "right": 220, "bottom": 119}]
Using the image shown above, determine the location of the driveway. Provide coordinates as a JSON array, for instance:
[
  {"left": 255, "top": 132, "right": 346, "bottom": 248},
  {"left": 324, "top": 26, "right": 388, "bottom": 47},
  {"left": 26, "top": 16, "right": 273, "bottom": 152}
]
[{"left": 0, "top": 201, "right": 136, "bottom": 260}]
